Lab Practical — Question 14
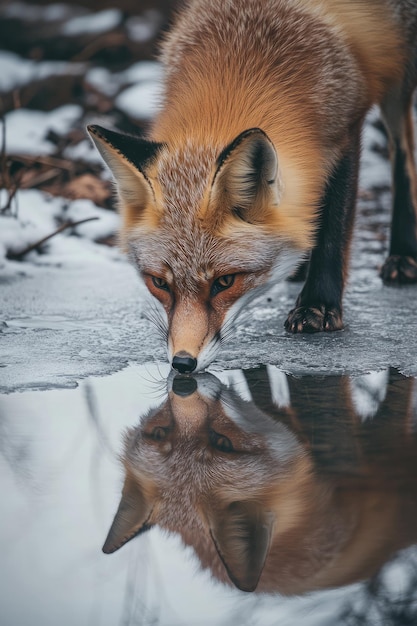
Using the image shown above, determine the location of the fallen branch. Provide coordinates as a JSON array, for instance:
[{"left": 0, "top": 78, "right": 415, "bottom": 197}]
[
  {"left": 8, "top": 216, "right": 100, "bottom": 260},
  {"left": 10, "top": 153, "right": 75, "bottom": 171}
]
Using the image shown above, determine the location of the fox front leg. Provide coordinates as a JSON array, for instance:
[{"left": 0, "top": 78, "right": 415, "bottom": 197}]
[
  {"left": 285, "top": 125, "right": 361, "bottom": 333},
  {"left": 379, "top": 87, "right": 417, "bottom": 284}
]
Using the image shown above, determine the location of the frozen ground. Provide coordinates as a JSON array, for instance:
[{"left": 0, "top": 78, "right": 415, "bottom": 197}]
[
  {"left": 1, "top": 110, "right": 417, "bottom": 392},
  {"left": 1, "top": 205, "right": 417, "bottom": 393}
]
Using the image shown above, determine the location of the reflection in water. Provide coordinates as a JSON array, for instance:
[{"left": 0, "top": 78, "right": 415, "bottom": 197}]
[
  {"left": 1, "top": 365, "right": 416, "bottom": 625},
  {"left": 104, "top": 367, "right": 417, "bottom": 602}
]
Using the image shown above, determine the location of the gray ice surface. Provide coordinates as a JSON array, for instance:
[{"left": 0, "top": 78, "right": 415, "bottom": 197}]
[
  {"left": 1, "top": 110, "right": 417, "bottom": 392},
  {"left": 0, "top": 187, "right": 416, "bottom": 394}
]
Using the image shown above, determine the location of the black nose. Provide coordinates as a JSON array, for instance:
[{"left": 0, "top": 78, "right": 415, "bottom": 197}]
[
  {"left": 172, "top": 375, "right": 198, "bottom": 397},
  {"left": 172, "top": 352, "right": 197, "bottom": 374}
]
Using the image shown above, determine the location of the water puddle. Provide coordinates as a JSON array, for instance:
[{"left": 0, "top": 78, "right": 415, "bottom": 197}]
[{"left": 1, "top": 364, "right": 416, "bottom": 625}]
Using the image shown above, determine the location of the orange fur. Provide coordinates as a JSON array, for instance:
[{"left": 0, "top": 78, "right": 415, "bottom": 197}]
[
  {"left": 88, "top": 0, "right": 415, "bottom": 370},
  {"left": 151, "top": 0, "right": 404, "bottom": 248},
  {"left": 102, "top": 369, "right": 417, "bottom": 593}
]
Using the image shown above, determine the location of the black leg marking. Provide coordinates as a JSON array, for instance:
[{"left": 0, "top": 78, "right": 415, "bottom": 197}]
[
  {"left": 380, "top": 139, "right": 417, "bottom": 284},
  {"left": 285, "top": 127, "right": 360, "bottom": 333}
]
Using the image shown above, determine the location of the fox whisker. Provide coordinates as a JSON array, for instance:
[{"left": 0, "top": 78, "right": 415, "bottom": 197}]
[{"left": 143, "top": 299, "right": 168, "bottom": 344}]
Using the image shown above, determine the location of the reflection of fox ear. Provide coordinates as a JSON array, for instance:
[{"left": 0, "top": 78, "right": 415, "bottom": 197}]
[
  {"left": 87, "top": 125, "right": 164, "bottom": 229},
  {"left": 208, "top": 128, "right": 282, "bottom": 229},
  {"left": 209, "top": 501, "right": 274, "bottom": 592},
  {"left": 102, "top": 473, "right": 154, "bottom": 554}
]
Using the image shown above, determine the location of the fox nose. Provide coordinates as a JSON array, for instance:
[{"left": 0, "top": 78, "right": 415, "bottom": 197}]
[
  {"left": 172, "top": 352, "right": 197, "bottom": 374},
  {"left": 172, "top": 375, "right": 198, "bottom": 396}
]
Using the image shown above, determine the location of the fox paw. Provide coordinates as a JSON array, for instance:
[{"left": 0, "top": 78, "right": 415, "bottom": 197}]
[
  {"left": 284, "top": 305, "right": 343, "bottom": 334},
  {"left": 380, "top": 255, "right": 417, "bottom": 285}
]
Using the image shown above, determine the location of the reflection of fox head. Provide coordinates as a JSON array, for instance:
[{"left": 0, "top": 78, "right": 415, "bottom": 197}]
[
  {"left": 102, "top": 368, "right": 417, "bottom": 593},
  {"left": 101, "top": 370, "right": 356, "bottom": 593},
  {"left": 88, "top": 125, "right": 309, "bottom": 372},
  {"left": 102, "top": 371, "right": 325, "bottom": 593}
]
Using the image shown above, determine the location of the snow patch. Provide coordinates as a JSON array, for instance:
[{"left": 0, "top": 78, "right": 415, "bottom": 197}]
[
  {"left": 0, "top": 51, "right": 84, "bottom": 93},
  {"left": 61, "top": 8, "right": 122, "bottom": 36},
  {"left": 2, "top": 105, "right": 82, "bottom": 155},
  {"left": 126, "top": 11, "right": 163, "bottom": 43},
  {"left": 116, "top": 82, "right": 163, "bottom": 120},
  {"left": 0, "top": 189, "right": 120, "bottom": 269},
  {"left": 1, "top": 2, "right": 76, "bottom": 22}
]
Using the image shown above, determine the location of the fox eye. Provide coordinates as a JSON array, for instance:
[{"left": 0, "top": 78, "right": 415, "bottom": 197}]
[
  {"left": 211, "top": 274, "right": 235, "bottom": 297},
  {"left": 151, "top": 426, "right": 169, "bottom": 440},
  {"left": 210, "top": 429, "right": 234, "bottom": 453},
  {"left": 151, "top": 276, "right": 170, "bottom": 292}
]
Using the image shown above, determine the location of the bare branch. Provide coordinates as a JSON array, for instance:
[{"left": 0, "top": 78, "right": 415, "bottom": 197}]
[{"left": 8, "top": 216, "right": 100, "bottom": 260}]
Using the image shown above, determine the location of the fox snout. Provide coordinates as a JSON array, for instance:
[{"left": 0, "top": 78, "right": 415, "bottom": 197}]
[{"left": 167, "top": 297, "right": 224, "bottom": 373}]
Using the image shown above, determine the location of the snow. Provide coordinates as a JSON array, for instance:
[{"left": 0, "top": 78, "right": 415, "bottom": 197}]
[
  {"left": 85, "top": 67, "right": 120, "bottom": 97},
  {"left": 0, "top": 190, "right": 62, "bottom": 258},
  {"left": 0, "top": 51, "right": 84, "bottom": 93},
  {"left": 62, "top": 138, "right": 104, "bottom": 164},
  {"left": 115, "top": 80, "right": 163, "bottom": 119},
  {"left": 1, "top": 105, "right": 82, "bottom": 155},
  {"left": 0, "top": 189, "right": 120, "bottom": 268},
  {"left": 126, "top": 10, "right": 163, "bottom": 43},
  {"left": 119, "top": 60, "right": 164, "bottom": 84},
  {"left": 1, "top": 1, "right": 76, "bottom": 22},
  {"left": 61, "top": 8, "right": 122, "bottom": 36}
]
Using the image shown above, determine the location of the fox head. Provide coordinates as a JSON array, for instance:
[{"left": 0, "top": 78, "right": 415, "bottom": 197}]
[
  {"left": 101, "top": 370, "right": 353, "bottom": 594},
  {"left": 88, "top": 125, "right": 308, "bottom": 372}
]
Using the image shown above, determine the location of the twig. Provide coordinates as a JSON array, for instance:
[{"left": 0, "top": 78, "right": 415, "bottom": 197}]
[
  {"left": 8, "top": 216, "right": 99, "bottom": 260},
  {"left": 20, "top": 167, "right": 61, "bottom": 189},
  {"left": 0, "top": 112, "right": 21, "bottom": 217},
  {"left": 10, "top": 154, "right": 75, "bottom": 171}
]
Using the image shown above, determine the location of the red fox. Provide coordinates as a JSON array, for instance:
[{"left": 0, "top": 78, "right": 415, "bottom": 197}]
[
  {"left": 101, "top": 367, "right": 417, "bottom": 593},
  {"left": 88, "top": 0, "right": 417, "bottom": 373}
]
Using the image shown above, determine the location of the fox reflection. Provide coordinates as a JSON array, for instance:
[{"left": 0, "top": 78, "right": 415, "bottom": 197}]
[{"left": 104, "top": 367, "right": 417, "bottom": 593}]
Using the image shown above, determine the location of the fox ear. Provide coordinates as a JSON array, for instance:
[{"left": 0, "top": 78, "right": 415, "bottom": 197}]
[
  {"left": 209, "top": 128, "right": 282, "bottom": 228},
  {"left": 87, "top": 125, "right": 164, "bottom": 227},
  {"left": 102, "top": 473, "right": 154, "bottom": 554},
  {"left": 209, "top": 501, "right": 274, "bottom": 592}
]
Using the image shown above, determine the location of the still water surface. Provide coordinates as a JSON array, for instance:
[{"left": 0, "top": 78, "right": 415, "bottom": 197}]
[{"left": 1, "top": 364, "right": 416, "bottom": 626}]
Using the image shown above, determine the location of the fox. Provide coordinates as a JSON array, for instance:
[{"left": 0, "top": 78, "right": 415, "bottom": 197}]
[
  {"left": 88, "top": 0, "right": 417, "bottom": 373},
  {"left": 101, "top": 367, "right": 417, "bottom": 593}
]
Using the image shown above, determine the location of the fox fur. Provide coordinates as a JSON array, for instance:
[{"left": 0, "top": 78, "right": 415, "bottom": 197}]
[
  {"left": 101, "top": 367, "right": 417, "bottom": 593},
  {"left": 88, "top": 0, "right": 417, "bottom": 372}
]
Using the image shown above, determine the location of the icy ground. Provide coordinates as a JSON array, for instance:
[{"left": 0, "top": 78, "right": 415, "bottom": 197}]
[{"left": 1, "top": 70, "right": 417, "bottom": 391}]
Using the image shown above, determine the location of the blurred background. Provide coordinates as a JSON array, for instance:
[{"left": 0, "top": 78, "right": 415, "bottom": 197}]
[{"left": 0, "top": 0, "right": 179, "bottom": 257}]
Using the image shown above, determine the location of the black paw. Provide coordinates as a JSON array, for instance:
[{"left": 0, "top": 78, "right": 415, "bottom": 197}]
[
  {"left": 284, "top": 305, "right": 343, "bottom": 334},
  {"left": 380, "top": 255, "right": 417, "bottom": 285}
]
